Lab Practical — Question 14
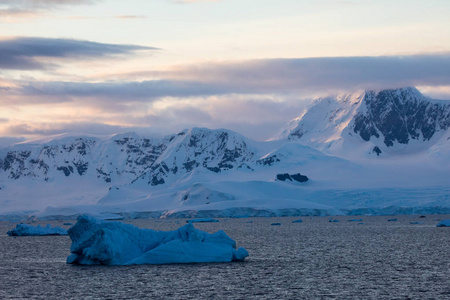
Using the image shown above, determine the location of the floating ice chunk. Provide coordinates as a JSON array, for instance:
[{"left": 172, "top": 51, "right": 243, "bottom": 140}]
[
  {"left": 329, "top": 219, "right": 340, "bottom": 223},
  {"left": 292, "top": 219, "right": 303, "bottom": 223},
  {"left": 387, "top": 218, "right": 398, "bottom": 222},
  {"left": 436, "top": 219, "right": 450, "bottom": 227},
  {"left": 7, "top": 224, "right": 68, "bottom": 236},
  {"left": 271, "top": 222, "right": 281, "bottom": 226},
  {"left": 186, "top": 218, "right": 219, "bottom": 223},
  {"left": 67, "top": 215, "right": 248, "bottom": 265},
  {"left": 410, "top": 222, "right": 425, "bottom": 225},
  {"left": 348, "top": 219, "right": 363, "bottom": 222}
]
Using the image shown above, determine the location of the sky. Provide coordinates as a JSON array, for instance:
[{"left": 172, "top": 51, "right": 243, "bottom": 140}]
[{"left": 1, "top": 0, "right": 450, "bottom": 145}]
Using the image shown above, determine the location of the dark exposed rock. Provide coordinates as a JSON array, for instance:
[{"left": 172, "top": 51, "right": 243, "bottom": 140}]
[
  {"left": 290, "top": 173, "right": 309, "bottom": 182},
  {"left": 256, "top": 155, "right": 280, "bottom": 166},
  {"left": 276, "top": 173, "right": 309, "bottom": 183},
  {"left": 372, "top": 146, "right": 382, "bottom": 156},
  {"left": 207, "top": 167, "right": 221, "bottom": 173},
  {"left": 276, "top": 173, "right": 292, "bottom": 181},
  {"left": 74, "top": 161, "right": 88, "bottom": 176},
  {"left": 353, "top": 88, "right": 450, "bottom": 147},
  {"left": 183, "top": 160, "right": 198, "bottom": 172},
  {"left": 96, "top": 168, "right": 111, "bottom": 183},
  {"left": 57, "top": 166, "right": 74, "bottom": 177},
  {"left": 150, "top": 175, "right": 165, "bottom": 186}
]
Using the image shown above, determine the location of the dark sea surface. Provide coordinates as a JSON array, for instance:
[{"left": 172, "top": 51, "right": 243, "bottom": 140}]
[{"left": 1, "top": 215, "right": 450, "bottom": 299}]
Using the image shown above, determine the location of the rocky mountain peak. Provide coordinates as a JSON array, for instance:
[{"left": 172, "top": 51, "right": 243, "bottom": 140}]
[{"left": 280, "top": 87, "right": 450, "bottom": 154}]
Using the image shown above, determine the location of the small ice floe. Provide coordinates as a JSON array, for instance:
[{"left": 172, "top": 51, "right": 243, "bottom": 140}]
[
  {"left": 329, "top": 219, "right": 340, "bottom": 223},
  {"left": 186, "top": 218, "right": 219, "bottom": 223},
  {"left": 387, "top": 218, "right": 398, "bottom": 222},
  {"left": 63, "top": 223, "right": 74, "bottom": 226},
  {"left": 292, "top": 219, "right": 303, "bottom": 223},
  {"left": 7, "top": 224, "right": 68, "bottom": 236},
  {"left": 436, "top": 219, "right": 450, "bottom": 227},
  {"left": 271, "top": 223, "right": 282, "bottom": 226},
  {"left": 410, "top": 222, "right": 425, "bottom": 225},
  {"left": 347, "top": 219, "right": 363, "bottom": 222},
  {"left": 67, "top": 215, "right": 248, "bottom": 265},
  {"left": 246, "top": 220, "right": 253, "bottom": 224}
]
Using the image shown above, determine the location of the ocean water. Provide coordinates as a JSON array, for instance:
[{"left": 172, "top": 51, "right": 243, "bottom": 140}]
[{"left": 1, "top": 215, "right": 450, "bottom": 299}]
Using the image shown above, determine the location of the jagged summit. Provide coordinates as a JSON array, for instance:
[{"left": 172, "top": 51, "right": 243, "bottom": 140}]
[{"left": 278, "top": 87, "right": 450, "bottom": 156}]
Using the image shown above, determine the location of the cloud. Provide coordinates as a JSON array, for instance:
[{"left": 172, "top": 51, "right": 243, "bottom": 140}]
[
  {"left": 0, "top": 8, "right": 37, "bottom": 19},
  {"left": 0, "top": 37, "right": 159, "bottom": 70},
  {"left": 0, "top": 137, "right": 26, "bottom": 147},
  {"left": 0, "top": 0, "right": 98, "bottom": 10},
  {"left": 149, "top": 54, "right": 450, "bottom": 96},
  {"left": 3, "top": 121, "right": 127, "bottom": 137},
  {"left": 8, "top": 53, "right": 450, "bottom": 99},
  {"left": 0, "top": 94, "right": 308, "bottom": 141},
  {"left": 12, "top": 80, "right": 228, "bottom": 102},
  {"left": 0, "top": 0, "right": 99, "bottom": 20},
  {"left": 2, "top": 53, "right": 450, "bottom": 141}
]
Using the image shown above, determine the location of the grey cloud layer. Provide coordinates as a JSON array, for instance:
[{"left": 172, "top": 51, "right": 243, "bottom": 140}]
[
  {"left": 16, "top": 80, "right": 228, "bottom": 100},
  {"left": 0, "top": 37, "right": 159, "bottom": 70},
  {"left": 158, "top": 54, "right": 450, "bottom": 93},
  {"left": 7, "top": 54, "right": 450, "bottom": 99}
]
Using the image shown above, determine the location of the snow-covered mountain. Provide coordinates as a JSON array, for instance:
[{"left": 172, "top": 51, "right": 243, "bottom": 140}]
[
  {"left": 278, "top": 87, "right": 450, "bottom": 158},
  {"left": 1, "top": 87, "right": 449, "bottom": 220}
]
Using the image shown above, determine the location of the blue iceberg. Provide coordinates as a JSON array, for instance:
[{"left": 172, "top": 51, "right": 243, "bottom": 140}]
[
  {"left": 436, "top": 219, "right": 450, "bottom": 227},
  {"left": 7, "top": 224, "right": 68, "bottom": 236},
  {"left": 67, "top": 215, "right": 248, "bottom": 265}
]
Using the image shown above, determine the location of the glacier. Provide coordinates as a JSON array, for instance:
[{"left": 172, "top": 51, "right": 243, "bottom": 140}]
[
  {"left": 66, "top": 215, "right": 248, "bottom": 265},
  {"left": 7, "top": 223, "right": 68, "bottom": 236}
]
